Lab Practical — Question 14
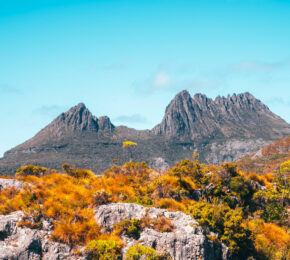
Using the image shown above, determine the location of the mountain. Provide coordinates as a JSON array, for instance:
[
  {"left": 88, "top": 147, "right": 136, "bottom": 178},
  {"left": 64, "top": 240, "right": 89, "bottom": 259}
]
[
  {"left": 0, "top": 90, "right": 289, "bottom": 175},
  {"left": 153, "top": 91, "right": 288, "bottom": 140}
]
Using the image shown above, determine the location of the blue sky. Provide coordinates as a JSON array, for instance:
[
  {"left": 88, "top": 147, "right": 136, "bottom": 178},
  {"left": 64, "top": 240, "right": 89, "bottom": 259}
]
[{"left": 0, "top": 0, "right": 290, "bottom": 156}]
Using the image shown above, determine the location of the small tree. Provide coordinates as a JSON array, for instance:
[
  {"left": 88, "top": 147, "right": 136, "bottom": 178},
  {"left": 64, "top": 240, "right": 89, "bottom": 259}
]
[{"left": 123, "top": 141, "right": 137, "bottom": 161}]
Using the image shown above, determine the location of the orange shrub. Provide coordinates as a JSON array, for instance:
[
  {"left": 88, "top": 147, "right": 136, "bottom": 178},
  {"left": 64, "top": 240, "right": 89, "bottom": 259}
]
[
  {"left": 246, "top": 220, "right": 290, "bottom": 259},
  {"left": 155, "top": 198, "right": 186, "bottom": 212}
]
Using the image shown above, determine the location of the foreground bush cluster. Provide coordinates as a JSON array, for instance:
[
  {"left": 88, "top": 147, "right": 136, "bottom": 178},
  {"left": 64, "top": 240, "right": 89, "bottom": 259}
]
[{"left": 0, "top": 158, "right": 289, "bottom": 260}]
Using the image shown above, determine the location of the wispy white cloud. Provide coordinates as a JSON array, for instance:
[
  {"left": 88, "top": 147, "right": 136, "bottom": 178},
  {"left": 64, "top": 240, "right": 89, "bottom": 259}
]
[
  {"left": 133, "top": 58, "right": 290, "bottom": 96},
  {"left": 133, "top": 68, "right": 173, "bottom": 95},
  {"left": 153, "top": 70, "right": 171, "bottom": 87}
]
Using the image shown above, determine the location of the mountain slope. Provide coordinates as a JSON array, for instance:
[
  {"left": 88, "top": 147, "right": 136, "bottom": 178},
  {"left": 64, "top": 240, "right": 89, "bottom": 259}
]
[
  {"left": 237, "top": 136, "right": 290, "bottom": 174},
  {"left": 0, "top": 90, "right": 289, "bottom": 175}
]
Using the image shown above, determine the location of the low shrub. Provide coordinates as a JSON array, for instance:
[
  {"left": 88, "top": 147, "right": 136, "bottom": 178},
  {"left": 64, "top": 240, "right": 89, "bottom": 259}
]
[
  {"left": 16, "top": 165, "right": 49, "bottom": 178},
  {"left": 86, "top": 239, "right": 122, "bottom": 260},
  {"left": 155, "top": 198, "right": 186, "bottom": 212},
  {"left": 114, "top": 219, "right": 142, "bottom": 239},
  {"left": 62, "top": 163, "right": 94, "bottom": 178},
  {"left": 141, "top": 214, "right": 174, "bottom": 233},
  {"left": 94, "top": 189, "right": 111, "bottom": 206},
  {"left": 189, "top": 202, "right": 250, "bottom": 254},
  {"left": 126, "top": 244, "right": 156, "bottom": 260},
  {"left": 246, "top": 219, "right": 290, "bottom": 260}
]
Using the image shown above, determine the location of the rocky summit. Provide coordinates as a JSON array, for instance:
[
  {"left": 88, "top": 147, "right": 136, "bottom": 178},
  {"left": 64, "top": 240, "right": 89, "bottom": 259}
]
[{"left": 0, "top": 90, "right": 289, "bottom": 175}]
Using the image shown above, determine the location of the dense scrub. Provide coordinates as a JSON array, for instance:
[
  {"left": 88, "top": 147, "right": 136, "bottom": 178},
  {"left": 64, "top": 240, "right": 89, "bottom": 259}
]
[{"left": 0, "top": 157, "right": 289, "bottom": 259}]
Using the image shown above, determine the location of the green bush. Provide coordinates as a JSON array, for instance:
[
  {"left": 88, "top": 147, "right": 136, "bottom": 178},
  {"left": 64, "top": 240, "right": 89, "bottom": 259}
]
[
  {"left": 114, "top": 219, "right": 142, "bottom": 239},
  {"left": 16, "top": 165, "right": 48, "bottom": 177},
  {"left": 62, "top": 163, "right": 94, "bottom": 178},
  {"left": 170, "top": 159, "right": 209, "bottom": 188},
  {"left": 85, "top": 239, "right": 122, "bottom": 260},
  {"left": 126, "top": 244, "right": 156, "bottom": 260},
  {"left": 229, "top": 176, "right": 254, "bottom": 205},
  {"left": 189, "top": 202, "right": 250, "bottom": 254},
  {"left": 254, "top": 188, "right": 288, "bottom": 225}
]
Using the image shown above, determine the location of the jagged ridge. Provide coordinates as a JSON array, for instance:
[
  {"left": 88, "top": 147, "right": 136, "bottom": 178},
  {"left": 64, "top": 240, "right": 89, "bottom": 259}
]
[
  {"left": 153, "top": 90, "right": 289, "bottom": 140},
  {"left": 0, "top": 90, "right": 289, "bottom": 175}
]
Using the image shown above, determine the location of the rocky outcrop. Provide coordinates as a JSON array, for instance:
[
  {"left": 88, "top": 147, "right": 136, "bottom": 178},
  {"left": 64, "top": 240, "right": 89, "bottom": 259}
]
[
  {"left": 0, "top": 179, "right": 24, "bottom": 191},
  {"left": 0, "top": 211, "right": 23, "bottom": 240},
  {"left": 148, "top": 157, "right": 169, "bottom": 172},
  {"left": 0, "top": 211, "right": 42, "bottom": 260},
  {"left": 0, "top": 203, "right": 230, "bottom": 260},
  {"left": 95, "top": 203, "right": 230, "bottom": 260},
  {"left": 0, "top": 212, "right": 83, "bottom": 260}
]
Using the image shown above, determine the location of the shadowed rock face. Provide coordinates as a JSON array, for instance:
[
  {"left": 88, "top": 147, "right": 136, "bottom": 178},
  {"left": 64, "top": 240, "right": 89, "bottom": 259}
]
[{"left": 0, "top": 91, "right": 289, "bottom": 175}]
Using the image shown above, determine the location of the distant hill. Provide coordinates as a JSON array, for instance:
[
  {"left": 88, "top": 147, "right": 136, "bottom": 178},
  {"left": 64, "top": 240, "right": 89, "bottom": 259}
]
[
  {"left": 0, "top": 90, "right": 289, "bottom": 175},
  {"left": 237, "top": 136, "right": 290, "bottom": 174}
]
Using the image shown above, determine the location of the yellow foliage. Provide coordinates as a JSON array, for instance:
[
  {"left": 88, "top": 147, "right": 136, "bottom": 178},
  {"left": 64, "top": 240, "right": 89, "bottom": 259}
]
[
  {"left": 246, "top": 220, "right": 290, "bottom": 259},
  {"left": 123, "top": 141, "right": 137, "bottom": 148},
  {"left": 0, "top": 158, "right": 288, "bottom": 259},
  {"left": 155, "top": 198, "right": 186, "bottom": 212}
]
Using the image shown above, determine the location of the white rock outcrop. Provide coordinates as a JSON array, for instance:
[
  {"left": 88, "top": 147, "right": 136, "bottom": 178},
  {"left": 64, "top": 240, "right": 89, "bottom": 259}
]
[{"left": 95, "top": 203, "right": 230, "bottom": 260}]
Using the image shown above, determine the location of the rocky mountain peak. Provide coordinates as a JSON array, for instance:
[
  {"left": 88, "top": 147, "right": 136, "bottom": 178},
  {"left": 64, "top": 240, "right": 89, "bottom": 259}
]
[
  {"left": 98, "top": 116, "right": 115, "bottom": 132},
  {"left": 51, "top": 103, "right": 98, "bottom": 133},
  {"left": 154, "top": 90, "right": 195, "bottom": 137},
  {"left": 153, "top": 90, "right": 290, "bottom": 140},
  {"left": 18, "top": 103, "right": 117, "bottom": 146},
  {"left": 164, "top": 90, "right": 191, "bottom": 112}
]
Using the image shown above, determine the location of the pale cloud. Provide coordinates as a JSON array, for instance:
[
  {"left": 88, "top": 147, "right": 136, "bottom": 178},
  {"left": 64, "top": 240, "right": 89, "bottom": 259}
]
[
  {"left": 114, "top": 114, "right": 147, "bottom": 124},
  {"left": 153, "top": 70, "right": 171, "bottom": 87},
  {"left": 133, "top": 68, "right": 173, "bottom": 95},
  {"left": 134, "top": 58, "right": 290, "bottom": 96}
]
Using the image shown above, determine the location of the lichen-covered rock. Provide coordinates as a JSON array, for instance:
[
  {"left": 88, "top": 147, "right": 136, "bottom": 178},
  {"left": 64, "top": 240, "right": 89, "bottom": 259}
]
[
  {"left": 95, "top": 203, "right": 230, "bottom": 260},
  {"left": 41, "top": 239, "right": 71, "bottom": 260},
  {"left": 0, "top": 203, "right": 230, "bottom": 260},
  {"left": 0, "top": 227, "right": 42, "bottom": 260},
  {"left": 0, "top": 179, "right": 23, "bottom": 191},
  {"left": 0, "top": 212, "right": 81, "bottom": 260},
  {"left": 0, "top": 211, "right": 23, "bottom": 240}
]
